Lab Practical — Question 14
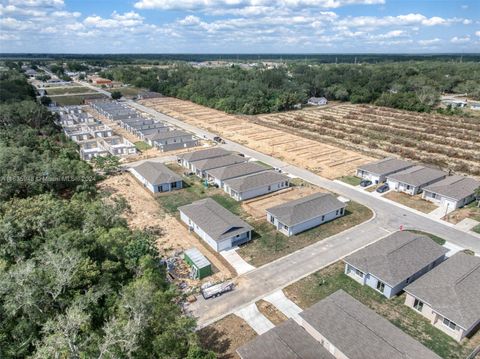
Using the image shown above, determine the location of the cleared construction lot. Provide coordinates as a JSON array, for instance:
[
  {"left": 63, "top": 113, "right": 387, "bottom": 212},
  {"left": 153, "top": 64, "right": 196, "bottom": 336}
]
[{"left": 140, "top": 97, "right": 374, "bottom": 179}]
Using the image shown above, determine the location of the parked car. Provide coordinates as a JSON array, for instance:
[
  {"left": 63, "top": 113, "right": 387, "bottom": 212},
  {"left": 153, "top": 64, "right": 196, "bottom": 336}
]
[
  {"left": 376, "top": 184, "right": 390, "bottom": 193},
  {"left": 213, "top": 136, "right": 226, "bottom": 144},
  {"left": 360, "top": 180, "right": 372, "bottom": 187}
]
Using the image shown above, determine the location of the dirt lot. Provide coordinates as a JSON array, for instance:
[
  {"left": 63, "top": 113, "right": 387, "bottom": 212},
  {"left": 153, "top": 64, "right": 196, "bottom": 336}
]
[
  {"left": 242, "top": 185, "right": 323, "bottom": 220},
  {"left": 255, "top": 300, "right": 287, "bottom": 325},
  {"left": 257, "top": 104, "right": 480, "bottom": 177},
  {"left": 140, "top": 97, "right": 374, "bottom": 179},
  {"left": 98, "top": 173, "right": 234, "bottom": 284},
  {"left": 383, "top": 191, "right": 438, "bottom": 214},
  {"left": 198, "top": 314, "right": 257, "bottom": 359},
  {"left": 446, "top": 203, "right": 480, "bottom": 224}
]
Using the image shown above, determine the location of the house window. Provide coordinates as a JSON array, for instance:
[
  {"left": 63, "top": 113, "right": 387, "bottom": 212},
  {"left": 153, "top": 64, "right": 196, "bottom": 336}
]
[
  {"left": 406, "top": 185, "right": 410, "bottom": 190},
  {"left": 406, "top": 276, "right": 411, "bottom": 284},
  {"left": 268, "top": 185, "right": 271, "bottom": 191},
  {"left": 336, "top": 210, "right": 339, "bottom": 215},
  {"left": 321, "top": 215, "right": 325, "bottom": 221},
  {"left": 376, "top": 281, "right": 385, "bottom": 293},
  {"left": 270, "top": 215, "right": 275, "bottom": 224},
  {"left": 413, "top": 298, "right": 423, "bottom": 312},
  {"left": 442, "top": 318, "right": 458, "bottom": 331},
  {"left": 171, "top": 181, "right": 177, "bottom": 188},
  {"left": 354, "top": 268, "right": 364, "bottom": 278}
]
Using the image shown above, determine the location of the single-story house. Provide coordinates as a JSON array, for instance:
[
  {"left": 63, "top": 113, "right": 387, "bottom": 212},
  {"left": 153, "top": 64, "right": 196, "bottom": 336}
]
[
  {"left": 299, "top": 290, "right": 441, "bottom": 359},
  {"left": 145, "top": 130, "right": 198, "bottom": 152},
  {"left": 344, "top": 231, "right": 447, "bottom": 298},
  {"left": 178, "top": 147, "right": 232, "bottom": 171},
  {"left": 223, "top": 171, "right": 290, "bottom": 201},
  {"left": 266, "top": 193, "right": 346, "bottom": 237},
  {"left": 190, "top": 154, "right": 247, "bottom": 178},
  {"left": 129, "top": 161, "right": 183, "bottom": 193},
  {"left": 356, "top": 157, "right": 414, "bottom": 184},
  {"left": 386, "top": 165, "right": 447, "bottom": 195},
  {"left": 404, "top": 252, "right": 480, "bottom": 342},
  {"left": 178, "top": 198, "right": 253, "bottom": 252},
  {"left": 307, "top": 96, "right": 328, "bottom": 106},
  {"left": 137, "top": 126, "right": 170, "bottom": 140},
  {"left": 422, "top": 175, "right": 480, "bottom": 209},
  {"left": 237, "top": 319, "right": 335, "bottom": 359},
  {"left": 206, "top": 162, "right": 269, "bottom": 188},
  {"left": 183, "top": 247, "right": 212, "bottom": 279}
]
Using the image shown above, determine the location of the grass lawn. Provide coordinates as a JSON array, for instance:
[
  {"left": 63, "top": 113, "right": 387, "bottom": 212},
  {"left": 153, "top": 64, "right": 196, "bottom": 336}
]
[
  {"left": 338, "top": 175, "right": 362, "bottom": 186},
  {"left": 284, "top": 261, "right": 478, "bottom": 359},
  {"left": 252, "top": 160, "right": 273, "bottom": 169},
  {"left": 134, "top": 141, "right": 152, "bottom": 152},
  {"left": 384, "top": 191, "right": 438, "bottom": 213},
  {"left": 45, "top": 86, "right": 91, "bottom": 95},
  {"left": 473, "top": 224, "right": 480, "bottom": 234},
  {"left": 53, "top": 93, "right": 107, "bottom": 106},
  {"left": 405, "top": 229, "right": 446, "bottom": 245},
  {"left": 237, "top": 201, "right": 373, "bottom": 267}
]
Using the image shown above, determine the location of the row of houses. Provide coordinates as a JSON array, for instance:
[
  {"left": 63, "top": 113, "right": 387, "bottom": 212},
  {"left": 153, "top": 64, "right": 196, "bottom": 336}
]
[
  {"left": 357, "top": 157, "right": 479, "bottom": 209},
  {"left": 343, "top": 231, "right": 480, "bottom": 341},
  {"left": 178, "top": 147, "right": 291, "bottom": 201},
  {"left": 238, "top": 289, "right": 442, "bottom": 359},
  {"left": 90, "top": 100, "right": 199, "bottom": 152},
  {"left": 53, "top": 105, "right": 137, "bottom": 160}
]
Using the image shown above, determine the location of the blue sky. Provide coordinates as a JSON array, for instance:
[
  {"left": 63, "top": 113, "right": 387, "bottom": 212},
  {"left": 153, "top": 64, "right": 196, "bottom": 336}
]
[{"left": 0, "top": 0, "right": 479, "bottom": 53}]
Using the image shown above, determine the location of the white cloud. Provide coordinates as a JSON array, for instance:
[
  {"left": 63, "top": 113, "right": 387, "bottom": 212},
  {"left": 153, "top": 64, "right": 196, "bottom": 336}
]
[
  {"left": 84, "top": 11, "right": 144, "bottom": 28},
  {"left": 450, "top": 35, "right": 470, "bottom": 43},
  {"left": 462, "top": 19, "right": 472, "bottom": 25},
  {"left": 134, "top": 0, "right": 384, "bottom": 10},
  {"left": 7, "top": 0, "right": 64, "bottom": 7},
  {"left": 418, "top": 38, "right": 440, "bottom": 46},
  {"left": 476, "top": 30, "right": 480, "bottom": 37},
  {"left": 51, "top": 10, "right": 81, "bottom": 18}
]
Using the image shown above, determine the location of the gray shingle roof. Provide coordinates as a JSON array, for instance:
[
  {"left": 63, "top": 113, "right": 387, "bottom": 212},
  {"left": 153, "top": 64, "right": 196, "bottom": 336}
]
[
  {"left": 344, "top": 231, "right": 448, "bottom": 287},
  {"left": 178, "top": 198, "right": 253, "bottom": 242},
  {"left": 146, "top": 129, "right": 192, "bottom": 141},
  {"left": 386, "top": 165, "right": 446, "bottom": 187},
  {"left": 300, "top": 290, "right": 441, "bottom": 359},
  {"left": 224, "top": 171, "right": 290, "bottom": 193},
  {"left": 357, "top": 157, "right": 414, "bottom": 176},
  {"left": 423, "top": 176, "right": 480, "bottom": 201},
  {"left": 193, "top": 154, "right": 247, "bottom": 171},
  {"left": 266, "top": 193, "right": 346, "bottom": 227},
  {"left": 131, "top": 161, "right": 182, "bottom": 185},
  {"left": 206, "top": 162, "right": 268, "bottom": 181},
  {"left": 178, "top": 147, "right": 231, "bottom": 162},
  {"left": 405, "top": 252, "right": 480, "bottom": 330},
  {"left": 237, "top": 319, "right": 334, "bottom": 359}
]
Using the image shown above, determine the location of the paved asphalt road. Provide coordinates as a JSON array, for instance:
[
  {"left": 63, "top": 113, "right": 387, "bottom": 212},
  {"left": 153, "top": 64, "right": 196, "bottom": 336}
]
[{"left": 108, "top": 100, "right": 479, "bottom": 326}]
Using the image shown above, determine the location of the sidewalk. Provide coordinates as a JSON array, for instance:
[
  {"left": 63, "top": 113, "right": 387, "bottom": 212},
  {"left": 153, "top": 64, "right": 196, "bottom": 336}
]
[
  {"left": 263, "top": 290, "right": 302, "bottom": 323},
  {"left": 235, "top": 303, "right": 275, "bottom": 335}
]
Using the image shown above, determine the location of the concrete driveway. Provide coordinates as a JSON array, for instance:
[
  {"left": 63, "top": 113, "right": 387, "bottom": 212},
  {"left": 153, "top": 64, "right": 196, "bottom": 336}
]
[{"left": 235, "top": 303, "right": 275, "bottom": 335}]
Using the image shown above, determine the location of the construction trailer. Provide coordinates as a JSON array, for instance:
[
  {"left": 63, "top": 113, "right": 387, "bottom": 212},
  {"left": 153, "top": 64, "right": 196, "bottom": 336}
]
[{"left": 183, "top": 247, "right": 212, "bottom": 279}]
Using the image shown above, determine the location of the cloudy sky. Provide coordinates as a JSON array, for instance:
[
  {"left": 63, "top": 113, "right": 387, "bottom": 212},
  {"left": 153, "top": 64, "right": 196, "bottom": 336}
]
[{"left": 0, "top": 0, "right": 479, "bottom": 53}]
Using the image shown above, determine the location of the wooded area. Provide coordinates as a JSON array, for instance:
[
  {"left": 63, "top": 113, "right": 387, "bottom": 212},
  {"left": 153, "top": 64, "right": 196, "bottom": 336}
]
[
  {"left": 100, "top": 61, "right": 480, "bottom": 114},
  {"left": 0, "top": 71, "right": 214, "bottom": 358}
]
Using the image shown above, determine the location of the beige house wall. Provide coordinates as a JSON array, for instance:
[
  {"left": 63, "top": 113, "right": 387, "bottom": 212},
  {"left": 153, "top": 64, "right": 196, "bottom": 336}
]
[{"left": 405, "top": 293, "right": 465, "bottom": 341}]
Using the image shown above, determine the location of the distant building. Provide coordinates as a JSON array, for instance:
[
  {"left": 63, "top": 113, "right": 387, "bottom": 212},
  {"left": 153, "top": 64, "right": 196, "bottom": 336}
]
[
  {"left": 307, "top": 97, "right": 328, "bottom": 106},
  {"left": 223, "top": 171, "right": 290, "bottom": 201},
  {"left": 356, "top": 158, "right": 414, "bottom": 184},
  {"left": 386, "top": 165, "right": 447, "bottom": 195}
]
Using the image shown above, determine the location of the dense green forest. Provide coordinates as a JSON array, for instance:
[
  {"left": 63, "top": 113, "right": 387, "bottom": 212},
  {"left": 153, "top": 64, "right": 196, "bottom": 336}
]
[
  {"left": 100, "top": 61, "right": 480, "bottom": 114},
  {"left": 0, "top": 71, "right": 213, "bottom": 358}
]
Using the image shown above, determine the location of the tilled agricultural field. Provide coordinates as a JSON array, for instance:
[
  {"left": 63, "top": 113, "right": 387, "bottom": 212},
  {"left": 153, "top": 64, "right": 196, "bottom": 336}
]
[
  {"left": 140, "top": 98, "right": 374, "bottom": 179},
  {"left": 258, "top": 104, "right": 480, "bottom": 177}
]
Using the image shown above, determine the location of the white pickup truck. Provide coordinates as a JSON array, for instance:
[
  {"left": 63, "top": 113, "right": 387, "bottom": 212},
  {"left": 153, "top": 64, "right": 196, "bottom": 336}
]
[{"left": 201, "top": 281, "right": 234, "bottom": 299}]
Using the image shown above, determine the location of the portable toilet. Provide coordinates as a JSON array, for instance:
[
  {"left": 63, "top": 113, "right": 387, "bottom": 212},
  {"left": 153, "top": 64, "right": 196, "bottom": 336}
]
[{"left": 183, "top": 247, "right": 212, "bottom": 279}]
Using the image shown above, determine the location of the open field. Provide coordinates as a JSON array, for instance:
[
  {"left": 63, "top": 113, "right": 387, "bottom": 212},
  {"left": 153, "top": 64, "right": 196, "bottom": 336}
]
[
  {"left": 198, "top": 314, "right": 256, "bottom": 359},
  {"left": 44, "top": 86, "right": 92, "bottom": 95},
  {"left": 52, "top": 93, "right": 107, "bottom": 106},
  {"left": 284, "top": 261, "right": 479, "bottom": 359},
  {"left": 257, "top": 104, "right": 480, "bottom": 177},
  {"left": 140, "top": 98, "right": 374, "bottom": 179},
  {"left": 383, "top": 191, "right": 438, "bottom": 213},
  {"left": 98, "top": 173, "right": 235, "bottom": 284},
  {"left": 107, "top": 86, "right": 144, "bottom": 98}
]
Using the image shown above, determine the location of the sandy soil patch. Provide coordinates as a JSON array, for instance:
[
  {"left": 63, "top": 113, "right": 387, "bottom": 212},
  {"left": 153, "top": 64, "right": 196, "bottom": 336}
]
[
  {"left": 198, "top": 314, "right": 257, "bottom": 359},
  {"left": 242, "top": 185, "right": 322, "bottom": 220},
  {"left": 255, "top": 300, "right": 288, "bottom": 326},
  {"left": 98, "top": 173, "right": 234, "bottom": 284}
]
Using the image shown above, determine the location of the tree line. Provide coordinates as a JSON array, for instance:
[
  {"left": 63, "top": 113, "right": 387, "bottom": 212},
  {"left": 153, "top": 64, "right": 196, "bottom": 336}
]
[
  {"left": 100, "top": 61, "right": 480, "bottom": 114},
  {"left": 0, "top": 70, "right": 214, "bottom": 358}
]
